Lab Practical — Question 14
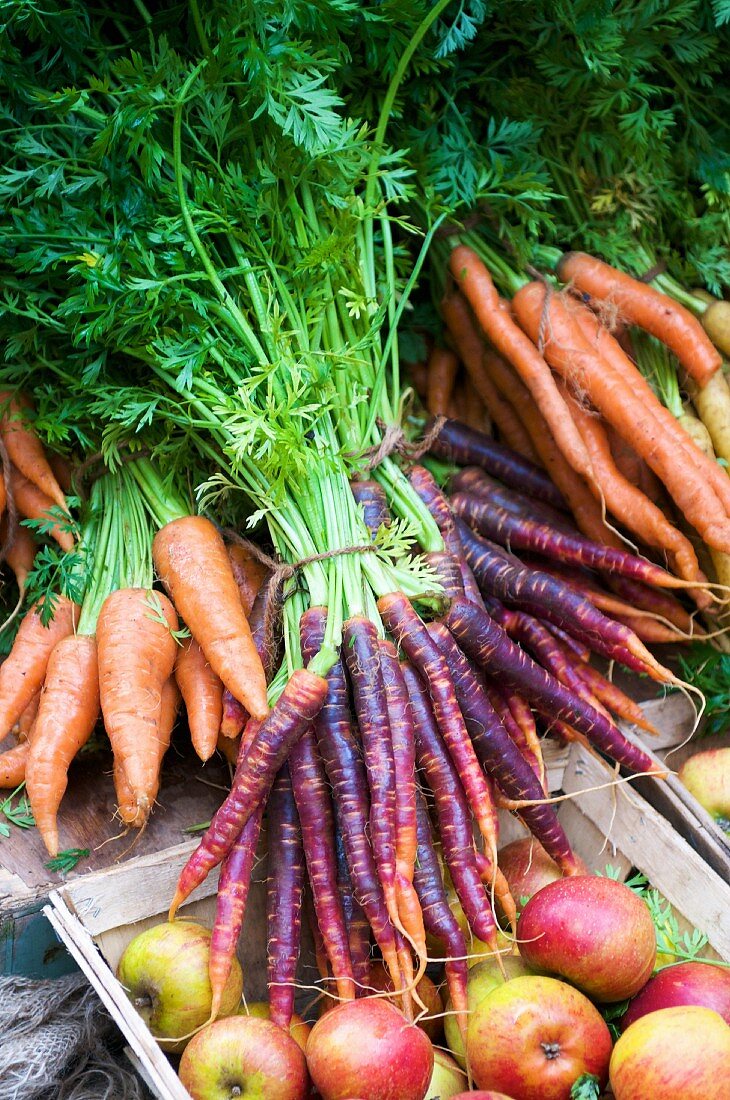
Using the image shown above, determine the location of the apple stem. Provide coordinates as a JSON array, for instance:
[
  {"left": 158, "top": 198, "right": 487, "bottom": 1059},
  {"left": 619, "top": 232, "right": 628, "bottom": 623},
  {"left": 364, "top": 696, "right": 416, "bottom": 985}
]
[{"left": 133, "top": 994, "right": 152, "bottom": 1010}]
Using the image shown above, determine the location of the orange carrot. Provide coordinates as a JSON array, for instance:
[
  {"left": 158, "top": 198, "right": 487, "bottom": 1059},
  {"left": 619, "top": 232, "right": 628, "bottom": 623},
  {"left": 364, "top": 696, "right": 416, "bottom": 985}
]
[
  {"left": 0, "top": 595, "right": 78, "bottom": 737},
  {"left": 153, "top": 516, "right": 269, "bottom": 720},
  {"left": 227, "top": 543, "right": 268, "bottom": 617},
  {"left": 49, "top": 453, "right": 75, "bottom": 495},
  {"left": 115, "top": 677, "right": 181, "bottom": 827},
  {"left": 571, "top": 301, "right": 730, "bottom": 520},
  {"left": 216, "top": 731, "right": 240, "bottom": 766},
  {"left": 459, "top": 374, "right": 490, "bottom": 433},
  {"left": 556, "top": 252, "right": 722, "bottom": 387},
  {"left": 11, "top": 691, "right": 40, "bottom": 741},
  {"left": 605, "top": 424, "right": 665, "bottom": 507},
  {"left": 26, "top": 635, "right": 100, "bottom": 856},
  {"left": 97, "top": 587, "right": 179, "bottom": 823},
  {"left": 448, "top": 245, "right": 596, "bottom": 486},
  {"left": 557, "top": 379, "right": 707, "bottom": 593},
  {"left": 0, "top": 740, "right": 29, "bottom": 788},
  {"left": 426, "top": 346, "right": 460, "bottom": 416},
  {"left": 10, "top": 468, "right": 74, "bottom": 552},
  {"left": 613, "top": 615, "right": 684, "bottom": 644},
  {"left": 512, "top": 281, "right": 730, "bottom": 553},
  {"left": 5, "top": 524, "right": 37, "bottom": 595},
  {"left": 175, "top": 638, "right": 223, "bottom": 762},
  {"left": 478, "top": 342, "right": 621, "bottom": 546},
  {"left": 0, "top": 394, "right": 67, "bottom": 510},
  {"left": 442, "top": 293, "right": 538, "bottom": 460},
  {"left": 407, "top": 361, "right": 428, "bottom": 401}
]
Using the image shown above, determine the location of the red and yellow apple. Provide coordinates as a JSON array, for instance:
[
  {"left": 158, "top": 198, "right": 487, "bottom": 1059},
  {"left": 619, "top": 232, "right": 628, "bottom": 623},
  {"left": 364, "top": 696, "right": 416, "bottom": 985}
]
[
  {"left": 451, "top": 1094, "right": 517, "bottom": 1099},
  {"left": 238, "top": 1001, "right": 312, "bottom": 1052},
  {"left": 117, "top": 921, "right": 243, "bottom": 1050},
  {"left": 497, "top": 838, "right": 587, "bottom": 912},
  {"left": 365, "top": 962, "right": 444, "bottom": 1042},
  {"left": 179, "top": 1015, "right": 309, "bottom": 1100},
  {"left": 424, "top": 1049, "right": 467, "bottom": 1099},
  {"left": 621, "top": 961, "right": 730, "bottom": 1029},
  {"left": 306, "top": 998, "right": 433, "bottom": 1100},
  {"left": 444, "top": 955, "right": 538, "bottom": 1068},
  {"left": 679, "top": 749, "right": 730, "bottom": 830},
  {"left": 466, "top": 975, "right": 612, "bottom": 1100},
  {"left": 610, "top": 1005, "right": 730, "bottom": 1099},
  {"left": 517, "top": 876, "right": 656, "bottom": 1001}
]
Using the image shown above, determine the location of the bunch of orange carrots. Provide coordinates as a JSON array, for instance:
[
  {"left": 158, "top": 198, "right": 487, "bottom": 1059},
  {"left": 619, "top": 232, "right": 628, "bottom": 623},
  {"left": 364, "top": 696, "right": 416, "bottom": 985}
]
[{"left": 416, "top": 238, "right": 730, "bottom": 646}]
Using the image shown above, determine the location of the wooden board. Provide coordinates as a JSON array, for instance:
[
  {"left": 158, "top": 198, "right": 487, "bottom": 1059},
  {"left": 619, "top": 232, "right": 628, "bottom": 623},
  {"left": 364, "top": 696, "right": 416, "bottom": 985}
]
[{"left": 561, "top": 744, "right": 730, "bottom": 960}]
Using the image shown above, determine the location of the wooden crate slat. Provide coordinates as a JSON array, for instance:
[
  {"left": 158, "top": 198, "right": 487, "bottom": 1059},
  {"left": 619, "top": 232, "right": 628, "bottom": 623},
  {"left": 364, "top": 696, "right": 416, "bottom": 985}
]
[
  {"left": 58, "top": 840, "right": 220, "bottom": 936},
  {"left": 44, "top": 893, "right": 191, "bottom": 1100},
  {"left": 562, "top": 745, "right": 730, "bottom": 960}
]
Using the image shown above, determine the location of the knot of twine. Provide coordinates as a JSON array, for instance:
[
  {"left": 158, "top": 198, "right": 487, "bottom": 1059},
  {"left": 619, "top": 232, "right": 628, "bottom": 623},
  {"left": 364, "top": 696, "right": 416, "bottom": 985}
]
[
  {"left": 352, "top": 415, "right": 446, "bottom": 478},
  {"left": 221, "top": 417, "right": 445, "bottom": 661},
  {"left": 222, "top": 533, "right": 381, "bottom": 668},
  {"left": 637, "top": 260, "right": 667, "bottom": 284}
]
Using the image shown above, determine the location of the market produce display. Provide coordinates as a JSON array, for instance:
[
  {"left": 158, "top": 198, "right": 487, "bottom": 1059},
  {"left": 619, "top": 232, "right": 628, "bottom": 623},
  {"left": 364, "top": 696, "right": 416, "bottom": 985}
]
[{"left": 1, "top": 1, "right": 730, "bottom": 1098}]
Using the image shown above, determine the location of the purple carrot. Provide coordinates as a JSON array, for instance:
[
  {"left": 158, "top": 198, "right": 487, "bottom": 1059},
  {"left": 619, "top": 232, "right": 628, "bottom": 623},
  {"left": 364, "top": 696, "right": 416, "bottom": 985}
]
[
  {"left": 413, "top": 788, "right": 469, "bottom": 1041},
  {"left": 402, "top": 662, "right": 501, "bottom": 951},
  {"left": 342, "top": 616, "right": 401, "bottom": 936},
  {"left": 451, "top": 466, "right": 573, "bottom": 531},
  {"left": 409, "top": 464, "right": 485, "bottom": 608},
  {"left": 422, "top": 551, "right": 465, "bottom": 602},
  {"left": 350, "top": 479, "right": 391, "bottom": 537},
  {"left": 444, "top": 597, "right": 659, "bottom": 775},
  {"left": 334, "top": 826, "right": 372, "bottom": 995},
  {"left": 377, "top": 593, "right": 500, "bottom": 865},
  {"left": 266, "top": 767, "right": 304, "bottom": 1028},
  {"left": 288, "top": 724, "right": 356, "bottom": 1003},
  {"left": 379, "top": 640, "right": 427, "bottom": 966},
  {"left": 426, "top": 621, "right": 581, "bottom": 874},
  {"left": 571, "top": 658, "right": 657, "bottom": 733},
  {"left": 209, "top": 804, "right": 264, "bottom": 1018},
  {"left": 506, "top": 611, "right": 605, "bottom": 712},
  {"left": 170, "top": 669, "right": 327, "bottom": 918},
  {"left": 427, "top": 416, "right": 566, "bottom": 508},
  {"left": 484, "top": 679, "right": 541, "bottom": 780},
  {"left": 452, "top": 490, "right": 691, "bottom": 597},
  {"left": 300, "top": 608, "right": 401, "bottom": 989},
  {"left": 544, "top": 622, "right": 591, "bottom": 662},
  {"left": 456, "top": 517, "right": 671, "bottom": 680}
]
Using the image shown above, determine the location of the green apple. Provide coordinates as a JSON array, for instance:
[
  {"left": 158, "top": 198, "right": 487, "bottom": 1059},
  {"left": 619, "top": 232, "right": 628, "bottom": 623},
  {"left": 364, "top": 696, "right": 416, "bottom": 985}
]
[
  {"left": 444, "top": 955, "right": 537, "bottom": 1068},
  {"left": 117, "top": 921, "right": 243, "bottom": 1052},
  {"left": 679, "top": 749, "right": 730, "bottom": 832},
  {"left": 238, "top": 1001, "right": 312, "bottom": 1053},
  {"left": 425, "top": 1049, "right": 468, "bottom": 1099},
  {"left": 179, "top": 1015, "right": 309, "bottom": 1100}
]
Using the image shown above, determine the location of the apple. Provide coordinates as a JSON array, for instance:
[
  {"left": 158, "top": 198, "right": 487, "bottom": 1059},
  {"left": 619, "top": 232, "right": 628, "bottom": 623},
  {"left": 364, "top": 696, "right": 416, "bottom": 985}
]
[
  {"left": 497, "top": 838, "right": 588, "bottom": 913},
  {"left": 517, "top": 875, "right": 656, "bottom": 1001},
  {"left": 444, "top": 955, "right": 538, "bottom": 1068},
  {"left": 621, "top": 961, "right": 730, "bottom": 1029},
  {"left": 179, "top": 1015, "right": 309, "bottom": 1100},
  {"left": 610, "top": 1005, "right": 730, "bottom": 1099},
  {"left": 451, "top": 1094, "right": 517, "bottom": 1099},
  {"left": 467, "top": 975, "right": 612, "bottom": 1100},
  {"left": 238, "top": 1001, "right": 312, "bottom": 1052},
  {"left": 679, "top": 749, "right": 730, "bottom": 831},
  {"left": 306, "top": 998, "right": 433, "bottom": 1100},
  {"left": 424, "top": 1049, "right": 467, "bottom": 1099},
  {"left": 365, "top": 962, "right": 444, "bottom": 1041},
  {"left": 117, "top": 921, "right": 243, "bottom": 1050}
]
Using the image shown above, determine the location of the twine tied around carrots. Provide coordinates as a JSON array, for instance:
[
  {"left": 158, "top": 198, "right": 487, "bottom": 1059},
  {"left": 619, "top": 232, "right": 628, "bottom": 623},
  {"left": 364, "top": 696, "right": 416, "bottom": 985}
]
[{"left": 222, "top": 416, "right": 447, "bottom": 662}]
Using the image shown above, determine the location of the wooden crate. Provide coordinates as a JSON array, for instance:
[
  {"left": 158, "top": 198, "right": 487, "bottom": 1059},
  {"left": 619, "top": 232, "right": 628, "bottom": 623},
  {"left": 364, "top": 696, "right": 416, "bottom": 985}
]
[
  {"left": 40, "top": 738, "right": 730, "bottom": 1100},
  {"left": 0, "top": 741, "right": 234, "bottom": 977}
]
